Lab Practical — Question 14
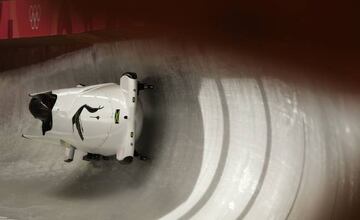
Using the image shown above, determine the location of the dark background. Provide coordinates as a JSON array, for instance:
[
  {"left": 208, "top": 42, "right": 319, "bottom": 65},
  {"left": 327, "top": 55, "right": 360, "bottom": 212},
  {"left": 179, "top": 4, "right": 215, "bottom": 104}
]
[{"left": 0, "top": 0, "right": 359, "bottom": 74}]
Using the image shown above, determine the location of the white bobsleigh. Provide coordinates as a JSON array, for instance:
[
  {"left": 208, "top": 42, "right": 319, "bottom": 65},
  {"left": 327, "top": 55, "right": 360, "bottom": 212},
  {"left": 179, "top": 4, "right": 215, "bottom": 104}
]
[{"left": 23, "top": 72, "right": 153, "bottom": 164}]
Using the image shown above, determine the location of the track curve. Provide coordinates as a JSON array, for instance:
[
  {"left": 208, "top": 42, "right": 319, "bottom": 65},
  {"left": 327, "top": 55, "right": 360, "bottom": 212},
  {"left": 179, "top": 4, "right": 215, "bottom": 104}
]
[{"left": 0, "top": 38, "right": 359, "bottom": 220}]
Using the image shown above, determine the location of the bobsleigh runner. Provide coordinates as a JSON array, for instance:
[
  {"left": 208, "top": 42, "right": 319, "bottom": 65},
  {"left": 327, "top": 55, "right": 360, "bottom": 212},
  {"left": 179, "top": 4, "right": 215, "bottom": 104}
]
[{"left": 22, "top": 72, "right": 153, "bottom": 164}]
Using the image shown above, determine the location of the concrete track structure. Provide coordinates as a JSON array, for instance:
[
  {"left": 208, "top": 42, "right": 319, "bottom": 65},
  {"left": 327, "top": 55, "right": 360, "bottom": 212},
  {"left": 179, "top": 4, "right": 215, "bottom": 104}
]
[{"left": 0, "top": 38, "right": 359, "bottom": 220}]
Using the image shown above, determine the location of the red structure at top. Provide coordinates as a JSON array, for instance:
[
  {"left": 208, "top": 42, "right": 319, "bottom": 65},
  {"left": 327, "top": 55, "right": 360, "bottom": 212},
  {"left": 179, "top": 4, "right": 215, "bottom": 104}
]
[{"left": 0, "top": 0, "right": 113, "bottom": 39}]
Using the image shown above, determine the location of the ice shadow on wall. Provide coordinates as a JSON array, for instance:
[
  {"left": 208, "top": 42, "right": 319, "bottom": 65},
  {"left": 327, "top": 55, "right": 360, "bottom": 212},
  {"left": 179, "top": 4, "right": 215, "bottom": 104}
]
[{"left": 30, "top": 45, "right": 207, "bottom": 219}]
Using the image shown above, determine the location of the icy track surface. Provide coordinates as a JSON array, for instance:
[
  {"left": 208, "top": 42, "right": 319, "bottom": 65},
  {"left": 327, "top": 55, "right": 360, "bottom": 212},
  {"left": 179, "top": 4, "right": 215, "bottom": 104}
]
[{"left": 0, "top": 38, "right": 359, "bottom": 220}]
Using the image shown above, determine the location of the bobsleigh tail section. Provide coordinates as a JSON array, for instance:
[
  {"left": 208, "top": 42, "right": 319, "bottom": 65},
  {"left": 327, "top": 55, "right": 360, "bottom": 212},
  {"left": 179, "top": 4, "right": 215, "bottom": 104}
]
[{"left": 115, "top": 72, "right": 138, "bottom": 161}]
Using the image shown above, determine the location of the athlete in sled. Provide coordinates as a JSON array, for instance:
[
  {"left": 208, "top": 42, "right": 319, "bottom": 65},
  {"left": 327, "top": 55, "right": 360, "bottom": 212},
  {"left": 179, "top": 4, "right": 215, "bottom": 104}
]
[{"left": 22, "top": 72, "right": 153, "bottom": 164}]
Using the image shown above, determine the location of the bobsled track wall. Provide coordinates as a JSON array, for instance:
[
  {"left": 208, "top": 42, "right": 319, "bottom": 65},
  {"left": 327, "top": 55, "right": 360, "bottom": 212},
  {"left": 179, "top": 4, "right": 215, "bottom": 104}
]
[{"left": 0, "top": 37, "right": 359, "bottom": 220}]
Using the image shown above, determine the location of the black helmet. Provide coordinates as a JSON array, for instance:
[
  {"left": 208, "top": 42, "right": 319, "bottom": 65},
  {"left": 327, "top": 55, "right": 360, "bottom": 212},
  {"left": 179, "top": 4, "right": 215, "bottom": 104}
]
[
  {"left": 29, "top": 96, "right": 51, "bottom": 121},
  {"left": 28, "top": 92, "right": 57, "bottom": 135}
]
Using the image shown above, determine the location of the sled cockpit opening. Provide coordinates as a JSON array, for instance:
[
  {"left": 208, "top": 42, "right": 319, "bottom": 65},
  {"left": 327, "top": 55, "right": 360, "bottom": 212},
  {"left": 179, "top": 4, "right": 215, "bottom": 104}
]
[{"left": 29, "top": 92, "right": 57, "bottom": 135}]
